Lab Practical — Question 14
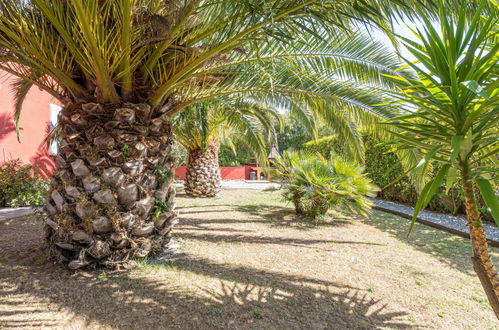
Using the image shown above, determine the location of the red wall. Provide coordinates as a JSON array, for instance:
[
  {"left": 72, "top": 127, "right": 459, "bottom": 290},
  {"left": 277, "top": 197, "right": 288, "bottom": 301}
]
[
  {"left": 0, "top": 72, "right": 58, "bottom": 177},
  {"left": 175, "top": 165, "right": 253, "bottom": 180},
  {"left": 175, "top": 166, "right": 187, "bottom": 180}
]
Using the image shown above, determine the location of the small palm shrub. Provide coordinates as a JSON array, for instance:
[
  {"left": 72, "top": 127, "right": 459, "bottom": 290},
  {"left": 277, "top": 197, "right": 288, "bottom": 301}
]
[
  {"left": 0, "top": 159, "right": 48, "bottom": 207},
  {"left": 272, "top": 151, "right": 378, "bottom": 220}
]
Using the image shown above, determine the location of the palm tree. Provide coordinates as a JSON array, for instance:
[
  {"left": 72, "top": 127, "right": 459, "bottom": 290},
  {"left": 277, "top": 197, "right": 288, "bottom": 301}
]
[
  {"left": 384, "top": 0, "right": 499, "bottom": 316},
  {"left": 173, "top": 99, "right": 278, "bottom": 197},
  {"left": 272, "top": 151, "right": 378, "bottom": 220},
  {"left": 0, "top": 0, "right": 465, "bottom": 269},
  {"left": 174, "top": 27, "right": 417, "bottom": 198}
]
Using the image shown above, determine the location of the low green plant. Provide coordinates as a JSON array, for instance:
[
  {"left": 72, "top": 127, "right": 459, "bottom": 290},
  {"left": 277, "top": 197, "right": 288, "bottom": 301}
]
[
  {"left": 151, "top": 200, "right": 171, "bottom": 220},
  {"left": 0, "top": 159, "right": 48, "bottom": 207},
  {"left": 121, "top": 144, "right": 130, "bottom": 160},
  {"left": 154, "top": 165, "right": 173, "bottom": 184},
  {"left": 253, "top": 311, "right": 264, "bottom": 319},
  {"left": 272, "top": 151, "right": 378, "bottom": 220}
]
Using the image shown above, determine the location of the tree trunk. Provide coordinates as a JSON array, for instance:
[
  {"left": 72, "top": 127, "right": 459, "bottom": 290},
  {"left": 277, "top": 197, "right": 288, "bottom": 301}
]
[
  {"left": 184, "top": 140, "right": 221, "bottom": 197},
  {"left": 44, "top": 102, "right": 178, "bottom": 270},
  {"left": 461, "top": 165, "right": 499, "bottom": 318},
  {"left": 292, "top": 191, "right": 304, "bottom": 216}
]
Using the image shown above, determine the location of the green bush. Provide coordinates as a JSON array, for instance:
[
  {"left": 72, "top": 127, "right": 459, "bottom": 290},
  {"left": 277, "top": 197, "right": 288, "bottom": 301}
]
[
  {"left": 363, "top": 136, "right": 471, "bottom": 215},
  {"left": 0, "top": 159, "right": 49, "bottom": 207},
  {"left": 302, "top": 135, "right": 348, "bottom": 159},
  {"left": 302, "top": 135, "right": 469, "bottom": 216},
  {"left": 218, "top": 144, "right": 253, "bottom": 167},
  {"left": 363, "top": 136, "right": 419, "bottom": 205},
  {"left": 272, "top": 151, "right": 378, "bottom": 220}
]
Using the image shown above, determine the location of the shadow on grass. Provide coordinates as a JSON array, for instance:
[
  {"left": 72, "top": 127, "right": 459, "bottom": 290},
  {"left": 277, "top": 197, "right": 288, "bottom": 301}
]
[
  {"left": 233, "top": 204, "right": 353, "bottom": 229},
  {"left": 176, "top": 231, "right": 381, "bottom": 251},
  {"left": 0, "top": 216, "right": 415, "bottom": 329},
  {"left": 176, "top": 191, "right": 486, "bottom": 276},
  {"left": 363, "top": 210, "right": 497, "bottom": 275}
]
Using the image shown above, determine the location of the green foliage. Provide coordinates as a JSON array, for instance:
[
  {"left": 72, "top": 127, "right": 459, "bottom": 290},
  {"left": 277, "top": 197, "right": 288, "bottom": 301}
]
[
  {"left": 0, "top": 159, "right": 48, "bottom": 207},
  {"left": 383, "top": 0, "right": 499, "bottom": 226},
  {"left": 0, "top": 0, "right": 435, "bottom": 126},
  {"left": 302, "top": 135, "right": 349, "bottom": 159},
  {"left": 277, "top": 116, "right": 314, "bottom": 153},
  {"left": 121, "top": 144, "right": 130, "bottom": 161},
  {"left": 151, "top": 200, "right": 171, "bottom": 221},
  {"left": 363, "top": 136, "right": 418, "bottom": 205},
  {"left": 173, "top": 99, "right": 278, "bottom": 166},
  {"left": 154, "top": 165, "right": 173, "bottom": 184},
  {"left": 171, "top": 141, "right": 188, "bottom": 167},
  {"left": 272, "top": 151, "right": 378, "bottom": 220},
  {"left": 218, "top": 145, "right": 253, "bottom": 167},
  {"left": 304, "top": 134, "right": 469, "bottom": 216}
]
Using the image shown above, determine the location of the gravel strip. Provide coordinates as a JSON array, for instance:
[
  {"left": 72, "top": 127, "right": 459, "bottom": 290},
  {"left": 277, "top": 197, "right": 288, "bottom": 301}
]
[
  {"left": 372, "top": 198, "right": 499, "bottom": 247},
  {"left": 175, "top": 180, "right": 282, "bottom": 190},
  {"left": 0, "top": 207, "right": 39, "bottom": 221}
]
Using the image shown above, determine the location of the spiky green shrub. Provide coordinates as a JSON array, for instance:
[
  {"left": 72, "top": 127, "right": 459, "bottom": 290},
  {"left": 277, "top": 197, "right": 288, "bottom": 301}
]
[{"left": 272, "top": 151, "right": 378, "bottom": 220}]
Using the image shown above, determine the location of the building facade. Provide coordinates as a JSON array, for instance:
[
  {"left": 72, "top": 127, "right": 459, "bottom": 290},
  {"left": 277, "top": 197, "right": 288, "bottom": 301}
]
[{"left": 0, "top": 71, "right": 60, "bottom": 176}]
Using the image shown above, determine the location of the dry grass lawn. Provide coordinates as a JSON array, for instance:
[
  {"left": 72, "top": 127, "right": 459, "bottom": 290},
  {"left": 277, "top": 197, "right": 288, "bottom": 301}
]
[{"left": 0, "top": 189, "right": 498, "bottom": 329}]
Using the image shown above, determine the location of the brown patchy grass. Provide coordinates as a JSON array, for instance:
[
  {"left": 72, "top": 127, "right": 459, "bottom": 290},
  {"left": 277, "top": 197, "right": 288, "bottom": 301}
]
[{"left": 0, "top": 189, "right": 498, "bottom": 329}]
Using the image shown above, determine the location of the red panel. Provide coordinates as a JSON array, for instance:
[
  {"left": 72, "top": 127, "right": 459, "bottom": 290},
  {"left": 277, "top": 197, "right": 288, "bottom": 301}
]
[
  {"left": 220, "top": 166, "right": 246, "bottom": 180},
  {"left": 174, "top": 165, "right": 248, "bottom": 180},
  {"left": 0, "top": 71, "right": 58, "bottom": 177},
  {"left": 175, "top": 166, "right": 187, "bottom": 180}
]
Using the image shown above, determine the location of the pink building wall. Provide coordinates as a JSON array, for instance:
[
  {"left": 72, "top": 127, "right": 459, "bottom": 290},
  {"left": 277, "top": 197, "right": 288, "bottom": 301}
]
[
  {"left": 175, "top": 165, "right": 253, "bottom": 180},
  {"left": 0, "top": 72, "right": 58, "bottom": 177}
]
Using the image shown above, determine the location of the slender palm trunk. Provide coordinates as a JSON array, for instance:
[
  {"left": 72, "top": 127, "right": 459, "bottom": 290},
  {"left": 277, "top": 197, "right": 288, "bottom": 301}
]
[
  {"left": 44, "top": 102, "right": 178, "bottom": 270},
  {"left": 461, "top": 164, "right": 499, "bottom": 318},
  {"left": 184, "top": 140, "right": 221, "bottom": 197}
]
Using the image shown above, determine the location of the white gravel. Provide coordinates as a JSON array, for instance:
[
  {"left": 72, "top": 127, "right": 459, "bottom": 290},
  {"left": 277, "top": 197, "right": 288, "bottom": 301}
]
[
  {"left": 372, "top": 198, "right": 499, "bottom": 244},
  {"left": 0, "top": 207, "right": 39, "bottom": 221},
  {"left": 175, "top": 180, "right": 282, "bottom": 190}
]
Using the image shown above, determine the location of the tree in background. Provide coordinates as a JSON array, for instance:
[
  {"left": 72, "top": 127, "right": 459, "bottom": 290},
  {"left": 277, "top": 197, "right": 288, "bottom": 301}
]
[
  {"left": 173, "top": 100, "right": 278, "bottom": 197},
  {"left": 384, "top": 0, "right": 499, "bottom": 316},
  {"left": 218, "top": 145, "right": 254, "bottom": 167}
]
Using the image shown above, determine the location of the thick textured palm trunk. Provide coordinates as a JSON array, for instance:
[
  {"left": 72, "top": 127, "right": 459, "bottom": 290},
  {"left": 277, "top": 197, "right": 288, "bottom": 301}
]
[
  {"left": 44, "top": 103, "right": 178, "bottom": 270},
  {"left": 461, "top": 166, "right": 499, "bottom": 318},
  {"left": 184, "top": 141, "right": 221, "bottom": 197}
]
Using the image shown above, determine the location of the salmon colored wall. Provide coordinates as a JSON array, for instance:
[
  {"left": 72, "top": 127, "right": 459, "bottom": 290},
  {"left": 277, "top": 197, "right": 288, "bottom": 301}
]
[
  {"left": 220, "top": 166, "right": 247, "bottom": 180},
  {"left": 175, "top": 166, "right": 187, "bottom": 180},
  {"left": 175, "top": 165, "right": 253, "bottom": 180},
  {"left": 0, "top": 72, "right": 58, "bottom": 177}
]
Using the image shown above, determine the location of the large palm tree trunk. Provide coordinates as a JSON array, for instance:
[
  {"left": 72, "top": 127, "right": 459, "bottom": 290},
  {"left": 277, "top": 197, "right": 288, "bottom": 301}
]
[
  {"left": 44, "top": 103, "right": 178, "bottom": 270},
  {"left": 461, "top": 165, "right": 499, "bottom": 317},
  {"left": 184, "top": 140, "right": 221, "bottom": 197}
]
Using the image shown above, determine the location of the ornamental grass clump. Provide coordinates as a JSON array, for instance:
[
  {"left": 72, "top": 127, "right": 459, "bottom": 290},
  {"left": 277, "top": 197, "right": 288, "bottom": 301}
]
[{"left": 272, "top": 151, "right": 378, "bottom": 220}]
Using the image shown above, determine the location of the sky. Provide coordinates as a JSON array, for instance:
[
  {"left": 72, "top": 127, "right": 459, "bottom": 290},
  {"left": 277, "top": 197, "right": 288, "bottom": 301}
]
[{"left": 369, "top": 21, "right": 422, "bottom": 62}]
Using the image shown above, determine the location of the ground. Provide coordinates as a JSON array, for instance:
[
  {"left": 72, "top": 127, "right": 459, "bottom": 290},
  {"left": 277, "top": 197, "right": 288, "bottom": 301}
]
[{"left": 0, "top": 189, "right": 498, "bottom": 329}]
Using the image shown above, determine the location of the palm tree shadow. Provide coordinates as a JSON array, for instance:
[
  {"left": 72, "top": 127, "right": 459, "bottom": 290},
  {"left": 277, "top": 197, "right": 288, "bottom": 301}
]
[
  {"left": 0, "top": 216, "right": 417, "bottom": 329},
  {"left": 361, "top": 210, "right": 499, "bottom": 275},
  {"left": 0, "top": 113, "right": 15, "bottom": 143},
  {"left": 234, "top": 204, "right": 353, "bottom": 229},
  {"left": 196, "top": 280, "right": 412, "bottom": 329},
  {"left": 29, "top": 125, "right": 55, "bottom": 178}
]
